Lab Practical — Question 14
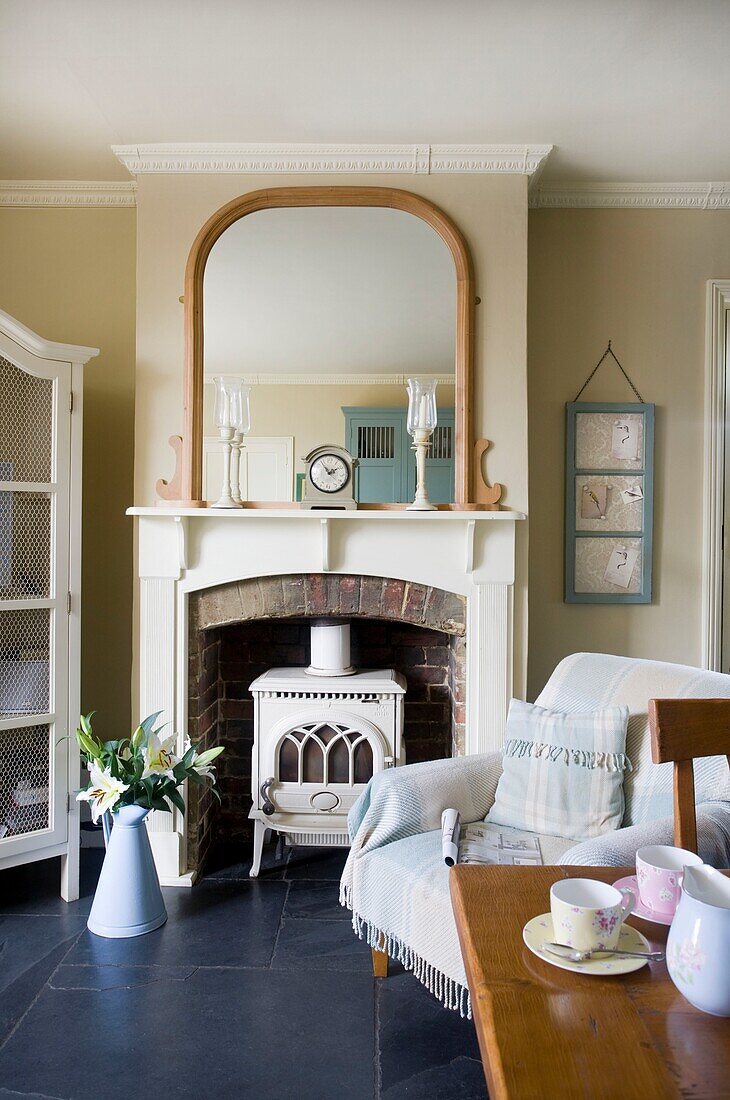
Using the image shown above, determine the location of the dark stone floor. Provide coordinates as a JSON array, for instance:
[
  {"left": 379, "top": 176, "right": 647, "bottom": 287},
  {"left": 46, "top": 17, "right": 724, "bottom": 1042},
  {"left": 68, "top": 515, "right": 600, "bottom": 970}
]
[{"left": 0, "top": 844, "right": 485, "bottom": 1099}]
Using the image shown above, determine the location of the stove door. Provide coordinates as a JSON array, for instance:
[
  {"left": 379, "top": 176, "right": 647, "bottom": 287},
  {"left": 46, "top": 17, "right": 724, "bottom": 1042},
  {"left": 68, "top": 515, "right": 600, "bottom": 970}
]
[{"left": 261, "top": 708, "right": 388, "bottom": 816}]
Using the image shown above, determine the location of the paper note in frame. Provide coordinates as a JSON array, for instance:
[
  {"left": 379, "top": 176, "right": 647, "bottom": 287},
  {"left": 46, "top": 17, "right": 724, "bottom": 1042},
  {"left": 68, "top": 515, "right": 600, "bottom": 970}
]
[
  {"left": 603, "top": 545, "right": 640, "bottom": 589},
  {"left": 611, "top": 416, "right": 641, "bottom": 461},
  {"left": 581, "top": 483, "right": 608, "bottom": 519},
  {"left": 621, "top": 483, "right": 644, "bottom": 504}
]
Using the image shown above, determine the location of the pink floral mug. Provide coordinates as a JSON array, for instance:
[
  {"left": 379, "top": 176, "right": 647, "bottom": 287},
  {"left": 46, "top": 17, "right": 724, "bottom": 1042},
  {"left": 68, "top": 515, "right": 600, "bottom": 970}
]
[
  {"left": 635, "top": 844, "right": 703, "bottom": 918},
  {"left": 550, "top": 878, "right": 636, "bottom": 951}
]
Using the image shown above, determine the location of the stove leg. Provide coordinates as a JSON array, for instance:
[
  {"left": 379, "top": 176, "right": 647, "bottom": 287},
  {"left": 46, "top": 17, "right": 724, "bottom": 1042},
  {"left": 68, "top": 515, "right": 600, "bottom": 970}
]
[{"left": 250, "top": 819, "right": 267, "bottom": 878}]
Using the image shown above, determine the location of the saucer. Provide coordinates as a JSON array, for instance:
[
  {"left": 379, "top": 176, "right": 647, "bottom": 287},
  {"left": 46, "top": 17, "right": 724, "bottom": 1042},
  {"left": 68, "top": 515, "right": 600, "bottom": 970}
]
[
  {"left": 612, "top": 874, "right": 673, "bottom": 927},
  {"left": 523, "top": 913, "right": 651, "bottom": 976}
]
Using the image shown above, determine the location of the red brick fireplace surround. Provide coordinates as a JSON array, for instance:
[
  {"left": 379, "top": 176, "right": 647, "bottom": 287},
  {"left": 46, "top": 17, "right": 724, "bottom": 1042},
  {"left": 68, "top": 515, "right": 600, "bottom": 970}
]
[{"left": 187, "top": 574, "right": 466, "bottom": 873}]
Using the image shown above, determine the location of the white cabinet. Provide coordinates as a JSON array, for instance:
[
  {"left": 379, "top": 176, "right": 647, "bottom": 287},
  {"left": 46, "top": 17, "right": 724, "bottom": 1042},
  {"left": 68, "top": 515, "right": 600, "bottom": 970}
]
[{"left": 0, "top": 310, "right": 97, "bottom": 901}]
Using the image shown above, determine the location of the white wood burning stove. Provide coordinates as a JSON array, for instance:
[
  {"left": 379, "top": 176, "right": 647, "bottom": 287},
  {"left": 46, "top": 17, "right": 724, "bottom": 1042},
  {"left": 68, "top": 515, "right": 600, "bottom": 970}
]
[{"left": 248, "top": 621, "right": 405, "bottom": 876}]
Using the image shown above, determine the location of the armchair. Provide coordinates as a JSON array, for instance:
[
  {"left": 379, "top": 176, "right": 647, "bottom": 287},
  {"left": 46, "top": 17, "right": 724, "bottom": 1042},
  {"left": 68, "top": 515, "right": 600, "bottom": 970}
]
[{"left": 340, "top": 653, "right": 730, "bottom": 1016}]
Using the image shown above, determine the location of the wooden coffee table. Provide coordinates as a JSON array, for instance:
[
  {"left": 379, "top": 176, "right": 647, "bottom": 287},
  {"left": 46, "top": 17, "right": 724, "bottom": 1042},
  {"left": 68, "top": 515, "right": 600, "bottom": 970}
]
[{"left": 450, "top": 865, "right": 730, "bottom": 1100}]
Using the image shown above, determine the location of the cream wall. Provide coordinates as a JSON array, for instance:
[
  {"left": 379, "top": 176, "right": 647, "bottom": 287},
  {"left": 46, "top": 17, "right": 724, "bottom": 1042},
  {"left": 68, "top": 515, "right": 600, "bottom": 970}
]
[
  {"left": 0, "top": 208, "right": 137, "bottom": 737},
  {"left": 528, "top": 209, "right": 730, "bottom": 698},
  {"left": 135, "top": 174, "right": 530, "bottom": 693}
]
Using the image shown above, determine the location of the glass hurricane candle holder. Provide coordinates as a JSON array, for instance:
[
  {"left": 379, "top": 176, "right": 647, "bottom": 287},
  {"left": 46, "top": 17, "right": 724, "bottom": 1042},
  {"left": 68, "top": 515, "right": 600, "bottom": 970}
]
[
  {"left": 212, "top": 376, "right": 248, "bottom": 508},
  {"left": 406, "top": 377, "right": 438, "bottom": 511}
]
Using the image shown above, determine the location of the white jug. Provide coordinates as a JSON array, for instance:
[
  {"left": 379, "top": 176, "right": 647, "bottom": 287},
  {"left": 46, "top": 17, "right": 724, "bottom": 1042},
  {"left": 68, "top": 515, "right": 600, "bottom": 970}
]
[{"left": 666, "top": 864, "right": 730, "bottom": 1016}]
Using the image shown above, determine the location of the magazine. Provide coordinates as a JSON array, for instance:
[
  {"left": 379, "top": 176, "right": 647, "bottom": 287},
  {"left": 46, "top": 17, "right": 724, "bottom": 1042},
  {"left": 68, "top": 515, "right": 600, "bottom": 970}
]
[{"left": 441, "top": 808, "right": 542, "bottom": 867}]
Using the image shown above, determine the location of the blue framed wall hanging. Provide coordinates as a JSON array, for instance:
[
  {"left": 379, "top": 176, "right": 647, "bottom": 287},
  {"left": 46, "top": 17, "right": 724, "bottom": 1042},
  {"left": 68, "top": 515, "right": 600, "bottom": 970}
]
[{"left": 565, "top": 346, "right": 654, "bottom": 603}]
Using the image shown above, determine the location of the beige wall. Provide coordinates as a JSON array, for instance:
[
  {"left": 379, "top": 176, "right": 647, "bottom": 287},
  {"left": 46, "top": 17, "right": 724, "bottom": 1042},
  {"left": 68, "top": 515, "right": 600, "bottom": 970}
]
[
  {"left": 135, "top": 174, "right": 530, "bottom": 691},
  {"left": 528, "top": 209, "right": 730, "bottom": 698},
  {"left": 0, "top": 208, "right": 136, "bottom": 738}
]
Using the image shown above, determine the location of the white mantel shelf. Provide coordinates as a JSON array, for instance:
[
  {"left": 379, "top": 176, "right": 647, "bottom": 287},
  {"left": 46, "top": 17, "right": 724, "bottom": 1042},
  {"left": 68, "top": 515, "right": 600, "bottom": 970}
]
[
  {"left": 132, "top": 503, "right": 524, "bottom": 884},
  {"left": 127, "top": 507, "right": 525, "bottom": 519},
  {"left": 128, "top": 506, "right": 525, "bottom": 580}
]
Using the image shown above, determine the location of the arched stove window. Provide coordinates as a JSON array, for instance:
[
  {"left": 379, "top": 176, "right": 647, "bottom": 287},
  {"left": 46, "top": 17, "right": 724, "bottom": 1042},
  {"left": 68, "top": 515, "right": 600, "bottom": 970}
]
[{"left": 278, "top": 722, "right": 375, "bottom": 786}]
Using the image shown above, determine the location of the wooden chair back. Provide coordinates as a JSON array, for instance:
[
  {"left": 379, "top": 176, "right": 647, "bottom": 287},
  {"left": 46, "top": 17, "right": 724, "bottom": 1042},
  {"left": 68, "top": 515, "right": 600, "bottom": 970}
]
[{"left": 648, "top": 699, "right": 730, "bottom": 852}]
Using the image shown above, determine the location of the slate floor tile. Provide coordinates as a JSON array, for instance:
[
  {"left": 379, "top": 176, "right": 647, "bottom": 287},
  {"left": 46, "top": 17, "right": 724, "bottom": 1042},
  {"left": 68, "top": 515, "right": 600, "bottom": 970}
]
[
  {"left": 0, "top": 965, "right": 376, "bottom": 1100},
  {"left": 0, "top": 851, "right": 102, "bottom": 916},
  {"left": 0, "top": 913, "right": 88, "bottom": 1044},
  {"left": 284, "top": 879, "right": 349, "bottom": 920},
  {"left": 285, "top": 846, "right": 349, "bottom": 880},
  {"left": 272, "top": 915, "right": 372, "bottom": 972},
  {"left": 379, "top": 972, "right": 485, "bottom": 1100},
  {"left": 65, "top": 879, "right": 287, "bottom": 969}
]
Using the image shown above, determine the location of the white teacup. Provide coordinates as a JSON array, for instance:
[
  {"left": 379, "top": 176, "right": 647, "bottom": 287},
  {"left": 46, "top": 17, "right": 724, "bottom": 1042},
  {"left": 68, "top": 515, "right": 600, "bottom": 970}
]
[
  {"left": 551, "top": 878, "right": 636, "bottom": 952},
  {"left": 635, "top": 844, "right": 703, "bottom": 918}
]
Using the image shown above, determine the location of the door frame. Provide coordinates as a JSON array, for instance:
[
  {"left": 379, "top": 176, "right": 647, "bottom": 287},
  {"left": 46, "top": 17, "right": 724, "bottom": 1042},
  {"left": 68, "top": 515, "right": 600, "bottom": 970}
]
[{"left": 702, "top": 280, "right": 730, "bottom": 670}]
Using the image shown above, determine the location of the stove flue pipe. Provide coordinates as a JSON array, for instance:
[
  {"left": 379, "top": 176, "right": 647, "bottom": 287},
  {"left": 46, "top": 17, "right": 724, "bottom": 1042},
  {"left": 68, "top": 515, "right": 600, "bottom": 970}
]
[{"left": 306, "top": 619, "right": 356, "bottom": 677}]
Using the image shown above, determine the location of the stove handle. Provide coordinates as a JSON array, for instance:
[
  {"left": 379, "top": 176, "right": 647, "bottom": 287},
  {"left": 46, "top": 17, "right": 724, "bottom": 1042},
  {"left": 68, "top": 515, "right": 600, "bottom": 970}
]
[{"left": 260, "top": 777, "right": 276, "bottom": 816}]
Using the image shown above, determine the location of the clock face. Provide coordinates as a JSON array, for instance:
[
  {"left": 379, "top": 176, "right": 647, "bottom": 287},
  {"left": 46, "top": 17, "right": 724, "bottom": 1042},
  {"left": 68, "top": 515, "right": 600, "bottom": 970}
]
[{"left": 309, "top": 453, "right": 350, "bottom": 494}]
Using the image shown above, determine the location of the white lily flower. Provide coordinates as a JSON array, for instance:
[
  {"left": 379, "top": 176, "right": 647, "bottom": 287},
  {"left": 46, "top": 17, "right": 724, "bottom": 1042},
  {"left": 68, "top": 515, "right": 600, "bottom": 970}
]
[
  {"left": 191, "top": 744, "right": 224, "bottom": 781},
  {"left": 192, "top": 756, "right": 216, "bottom": 781},
  {"left": 141, "top": 731, "right": 178, "bottom": 779},
  {"left": 76, "top": 764, "right": 129, "bottom": 823}
]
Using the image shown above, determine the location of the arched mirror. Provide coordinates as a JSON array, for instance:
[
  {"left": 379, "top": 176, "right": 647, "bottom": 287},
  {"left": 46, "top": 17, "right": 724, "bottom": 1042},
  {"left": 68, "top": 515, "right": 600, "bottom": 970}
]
[{"left": 168, "top": 188, "right": 474, "bottom": 507}]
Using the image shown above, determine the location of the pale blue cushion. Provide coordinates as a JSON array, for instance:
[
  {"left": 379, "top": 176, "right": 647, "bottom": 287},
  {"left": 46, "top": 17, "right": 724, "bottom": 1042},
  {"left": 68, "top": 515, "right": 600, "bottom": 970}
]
[{"left": 485, "top": 698, "right": 631, "bottom": 840}]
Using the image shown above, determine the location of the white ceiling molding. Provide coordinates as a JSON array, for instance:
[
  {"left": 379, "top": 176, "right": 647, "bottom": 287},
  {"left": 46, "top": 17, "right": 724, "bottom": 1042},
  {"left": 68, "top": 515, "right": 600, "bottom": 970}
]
[
  {"left": 112, "top": 143, "right": 553, "bottom": 176},
  {"left": 203, "top": 372, "right": 455, "bottom": 386},
  {"left": 531, "top": 182, "right": 730, "bottom": 210},
  {"left": 0, "top": 181, "right": 137, "bottom": 208}
]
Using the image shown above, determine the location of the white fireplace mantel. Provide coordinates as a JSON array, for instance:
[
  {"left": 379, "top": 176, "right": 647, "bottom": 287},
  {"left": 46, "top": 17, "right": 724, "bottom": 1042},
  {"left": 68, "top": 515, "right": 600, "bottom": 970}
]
[{"left": 129, "top": 506, "right": 525, "bottom": 884}]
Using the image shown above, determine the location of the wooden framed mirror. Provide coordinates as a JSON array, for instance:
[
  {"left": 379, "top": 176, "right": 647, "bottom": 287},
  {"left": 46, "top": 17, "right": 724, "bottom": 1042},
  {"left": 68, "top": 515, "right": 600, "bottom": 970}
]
[{"left": 161, "top": 186, "right": 475, "bottom": 507}]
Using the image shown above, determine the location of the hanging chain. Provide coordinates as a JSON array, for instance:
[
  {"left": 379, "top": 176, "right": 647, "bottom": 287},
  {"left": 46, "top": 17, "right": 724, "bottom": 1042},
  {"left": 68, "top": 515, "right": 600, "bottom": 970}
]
[{"left": 573, "top": 341, "right": 645, "bottom": 403}]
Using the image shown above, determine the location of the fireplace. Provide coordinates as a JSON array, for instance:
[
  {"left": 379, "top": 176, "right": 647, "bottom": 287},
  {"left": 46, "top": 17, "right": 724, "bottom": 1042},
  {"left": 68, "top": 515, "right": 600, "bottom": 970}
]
[
  {"left": 131, "top": 507, "right": 522, "bottom": 885},
  {"left": 187, "top": 576, "right": 467, "bottom": 875}
]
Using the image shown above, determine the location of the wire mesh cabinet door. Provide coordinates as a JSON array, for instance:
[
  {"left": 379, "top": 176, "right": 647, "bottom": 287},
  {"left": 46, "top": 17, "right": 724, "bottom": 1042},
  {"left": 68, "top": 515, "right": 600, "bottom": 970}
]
[{"left": 0, "top": 320, "right": 80, "bottom": 895}]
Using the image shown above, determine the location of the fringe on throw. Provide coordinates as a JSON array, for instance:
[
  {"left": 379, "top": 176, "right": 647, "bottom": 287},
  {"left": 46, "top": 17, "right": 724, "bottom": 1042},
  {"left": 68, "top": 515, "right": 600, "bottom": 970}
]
[
  {"left": 503, "top": 738, "right": 632, "bottom": 772},
  {"left": 339, "top": 882, "right": 471, "bottom": 1019}
]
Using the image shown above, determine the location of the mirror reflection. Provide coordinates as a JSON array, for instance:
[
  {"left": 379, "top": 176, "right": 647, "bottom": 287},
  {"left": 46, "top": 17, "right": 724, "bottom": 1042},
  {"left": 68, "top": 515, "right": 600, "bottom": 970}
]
[{"left": 203, "top": 206, "right": 456, "bottom": 504}]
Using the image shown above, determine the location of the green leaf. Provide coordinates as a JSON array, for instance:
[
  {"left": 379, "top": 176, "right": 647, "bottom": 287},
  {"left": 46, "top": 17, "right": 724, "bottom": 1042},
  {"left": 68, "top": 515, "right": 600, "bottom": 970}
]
[
  {"left": 139, "top": 711, "right": 164, "bottom": 736},
  {"left": 181, "top": 746, "right": 196, "bottom": 769},
  {"left": 167, "top": 786, "right": 186, "bottom": 814}
]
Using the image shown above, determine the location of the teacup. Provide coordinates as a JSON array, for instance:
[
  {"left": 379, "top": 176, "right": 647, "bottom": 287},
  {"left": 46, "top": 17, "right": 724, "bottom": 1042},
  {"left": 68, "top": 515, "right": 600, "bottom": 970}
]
[
  {"left": 550, "top": 878, "right": 636, "bottom": 951},
  {"left": 635, "top": 844, "right": 703, "bottom": 918}
]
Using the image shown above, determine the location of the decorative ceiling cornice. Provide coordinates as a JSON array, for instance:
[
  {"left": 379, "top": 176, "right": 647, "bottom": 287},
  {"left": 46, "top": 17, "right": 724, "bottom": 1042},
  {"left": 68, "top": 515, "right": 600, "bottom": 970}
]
[
  {"left": 530, "top": 182, "right": 730, "bottom": 209},
  {"left": 0, "top": 181, "right": 137, "bottom": 208},
  {"left": 111, "top": 142, "right": 554, "bottom": 176}
]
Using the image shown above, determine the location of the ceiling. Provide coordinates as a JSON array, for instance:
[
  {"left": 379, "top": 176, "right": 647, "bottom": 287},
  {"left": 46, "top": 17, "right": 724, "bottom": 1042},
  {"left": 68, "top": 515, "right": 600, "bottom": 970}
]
[{"left": 1, "top": 0, "right": 729, "bottom": 183}]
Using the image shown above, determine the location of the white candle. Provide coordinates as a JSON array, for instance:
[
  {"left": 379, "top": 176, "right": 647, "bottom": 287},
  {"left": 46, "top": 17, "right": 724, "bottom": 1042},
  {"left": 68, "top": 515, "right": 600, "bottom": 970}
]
[{"left": 419, "top": 393, "right": 429, "bottom": 429}]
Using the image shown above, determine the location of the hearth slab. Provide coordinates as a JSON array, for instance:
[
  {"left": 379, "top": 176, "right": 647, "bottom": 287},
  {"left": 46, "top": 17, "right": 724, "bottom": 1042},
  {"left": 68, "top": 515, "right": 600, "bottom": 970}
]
[{"left": 285, "top": 846, "right": 349, "bottom": 880}]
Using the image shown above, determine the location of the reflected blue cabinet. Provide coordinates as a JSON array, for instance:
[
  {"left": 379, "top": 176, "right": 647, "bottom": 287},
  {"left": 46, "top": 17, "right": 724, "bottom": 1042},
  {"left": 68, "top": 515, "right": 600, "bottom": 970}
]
[{"left": 343, "top": 407, "right": 455, "bottom": 504}]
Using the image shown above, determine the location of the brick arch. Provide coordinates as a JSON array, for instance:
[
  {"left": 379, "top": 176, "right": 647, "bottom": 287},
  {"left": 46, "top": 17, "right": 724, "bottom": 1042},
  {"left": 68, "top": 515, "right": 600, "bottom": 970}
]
[{"left": 191, "top": 574, "right": 466, "bottom": 637}]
